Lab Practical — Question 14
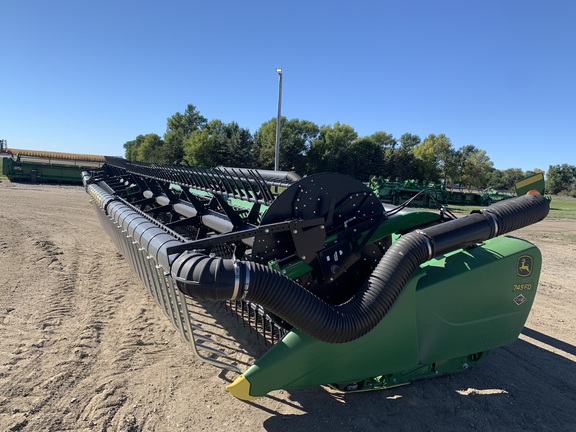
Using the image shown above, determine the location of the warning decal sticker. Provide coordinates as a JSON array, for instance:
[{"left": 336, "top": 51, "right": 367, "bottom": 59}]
[{"left": 514, "top": 294, "right": 527, "bottom": 306}]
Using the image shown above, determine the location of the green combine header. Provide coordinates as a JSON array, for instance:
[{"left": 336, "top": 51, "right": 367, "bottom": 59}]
[
  {"left": 83, "top": 158, "right": 549, "bottom": 400},
  {"left": 0, "top": 144, "right": 103, "bottom": 184},
  {"left": 369, "top": 176, "right": 514, "bottom": 208}
]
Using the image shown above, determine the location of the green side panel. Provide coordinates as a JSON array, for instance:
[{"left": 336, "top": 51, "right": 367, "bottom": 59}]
[
  {"left": 415, "top": 236, "right": 541, "bottom": 363},
  {"left": 242, "top": 272, "right": 423, "bottom": 397},
  {"left": 241, "top": 236, "right": 541, "bottom": 398}
]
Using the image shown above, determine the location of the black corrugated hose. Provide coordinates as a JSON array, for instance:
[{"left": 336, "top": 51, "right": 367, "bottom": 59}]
[{"left": 171, "top": 193, "right": 549, "bottom": 343}]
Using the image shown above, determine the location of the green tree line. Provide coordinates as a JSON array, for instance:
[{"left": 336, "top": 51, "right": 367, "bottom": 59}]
[{"left": 124, "top": 104, "right": 576, "bottom": 196}]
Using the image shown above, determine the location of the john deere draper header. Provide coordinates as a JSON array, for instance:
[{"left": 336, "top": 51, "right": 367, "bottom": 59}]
[{"left": 83, "top": 157, "right": 549, "bottom": 400}]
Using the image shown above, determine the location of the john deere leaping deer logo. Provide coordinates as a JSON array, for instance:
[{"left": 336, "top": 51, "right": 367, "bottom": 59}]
[{"left": 517, "top": 255, "right": 533, "bottom": 277}]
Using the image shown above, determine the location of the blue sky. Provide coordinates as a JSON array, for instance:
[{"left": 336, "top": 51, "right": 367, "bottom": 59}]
[{"left": 1, "top": 0, "right": 574, "bottom": 172}]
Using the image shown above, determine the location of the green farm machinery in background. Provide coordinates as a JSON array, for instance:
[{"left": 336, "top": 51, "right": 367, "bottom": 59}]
[
  {"left": 368, "top": 176, "right": 516, "bottom": 208},
  {"left": 0, "top": 145, "right": 103, "bottom": 184},
  {"left": 83, "top": 158, "right": 549, "bottom": 400}
]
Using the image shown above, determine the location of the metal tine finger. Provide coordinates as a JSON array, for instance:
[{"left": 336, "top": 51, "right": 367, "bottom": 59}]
[
  {"left": 228, "top": 168, "right": 250, "bottom": 202},
  {"left": 87, "top": 159, "right": 300, "bottom": 372},
  {"left": 212, "top": 168, "right": 231, "bottom": 197}
]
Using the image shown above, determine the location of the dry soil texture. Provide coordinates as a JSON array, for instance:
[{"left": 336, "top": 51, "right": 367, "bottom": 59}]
[{"left": 1, "top": 183, "right": 575, "bottom": 431}]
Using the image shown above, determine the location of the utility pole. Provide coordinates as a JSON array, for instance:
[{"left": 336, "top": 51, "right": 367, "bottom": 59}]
[{"left": 275, "top": 68, "right": 283, "bottom": 171}]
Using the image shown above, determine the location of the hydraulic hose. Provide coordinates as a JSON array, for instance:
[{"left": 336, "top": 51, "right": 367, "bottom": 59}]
[{"left": 171, "top": 193, "right": 549, "bottom": 343}]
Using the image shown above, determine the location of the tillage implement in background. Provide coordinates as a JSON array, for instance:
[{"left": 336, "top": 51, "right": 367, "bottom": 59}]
[{"left": 83, "top": 157, "right": 549, "bottom": 400}]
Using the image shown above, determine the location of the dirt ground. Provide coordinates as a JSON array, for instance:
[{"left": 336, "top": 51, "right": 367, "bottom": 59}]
[{"left": 1, "top": 182, "right": 575, "bottom": 432}]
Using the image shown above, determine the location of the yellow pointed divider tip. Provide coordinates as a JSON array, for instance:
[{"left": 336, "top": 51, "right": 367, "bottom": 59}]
[{"left": 226, "top": 375, "right": 261, "bottom": 401}]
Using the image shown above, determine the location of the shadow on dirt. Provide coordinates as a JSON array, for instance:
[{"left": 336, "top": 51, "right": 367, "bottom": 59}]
[
  {"left": 256, "top": 336, "right": 575, "bottom": 432},
  {"left": 194, "top": 300, "right": 575, "bottom": 431}
]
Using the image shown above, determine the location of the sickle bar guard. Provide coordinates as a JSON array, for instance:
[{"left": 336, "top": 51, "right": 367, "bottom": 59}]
[{"left": 83, "top": 157, "right": 549, "bottom": 400}]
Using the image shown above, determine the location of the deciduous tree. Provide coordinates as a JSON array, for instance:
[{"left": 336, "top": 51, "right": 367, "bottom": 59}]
[
  {"left": 253, "top": 117, "right": 319, "bottom": 173},
  {"left": 413, "top": 133, "right": 454, "bottom": 182},
  {"left": 307, "top": 122, "right": 357, "bottom": 173},
  {"left": 458, "top": 145, "right": 493, "bottom": 188},
  {"left": 345, "top": 137, "right": 384, "bottom": 181},
  {"left": 183, "top": 120, "right": 252, "bottom": 168},
  {"left": 547, "top": 164, "right": 576, "bottom": 195}
]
